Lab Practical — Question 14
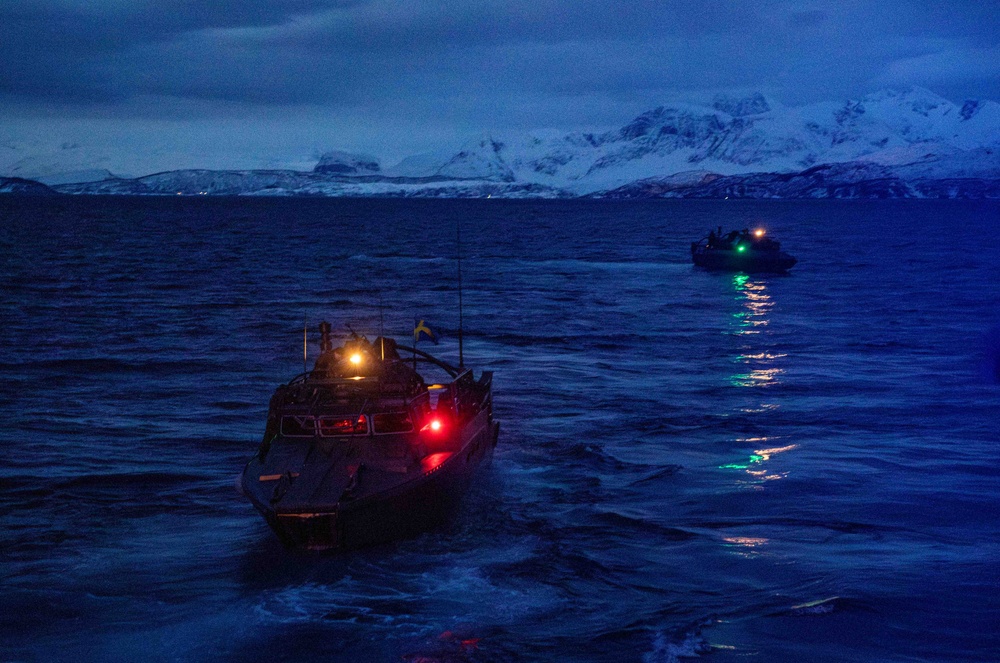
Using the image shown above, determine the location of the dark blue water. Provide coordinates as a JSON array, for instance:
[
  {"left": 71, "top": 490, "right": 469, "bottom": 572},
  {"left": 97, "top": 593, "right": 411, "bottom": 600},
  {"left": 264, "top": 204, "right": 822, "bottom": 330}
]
[{"left": 2, "top": 196, "right": 999, "bottom": 662}]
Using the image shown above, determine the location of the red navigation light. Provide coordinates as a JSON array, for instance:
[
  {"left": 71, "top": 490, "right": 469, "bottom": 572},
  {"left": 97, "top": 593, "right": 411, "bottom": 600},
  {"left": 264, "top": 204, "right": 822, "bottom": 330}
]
[{"left": 421, "top": 418, "right": 443, "bottom": 433}]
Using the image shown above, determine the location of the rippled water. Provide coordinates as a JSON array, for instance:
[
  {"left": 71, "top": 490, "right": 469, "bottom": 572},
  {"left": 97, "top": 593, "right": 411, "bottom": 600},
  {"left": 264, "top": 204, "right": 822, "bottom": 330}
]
[{"left": 2, "top": 196, "right": 999, "bottom": 662}]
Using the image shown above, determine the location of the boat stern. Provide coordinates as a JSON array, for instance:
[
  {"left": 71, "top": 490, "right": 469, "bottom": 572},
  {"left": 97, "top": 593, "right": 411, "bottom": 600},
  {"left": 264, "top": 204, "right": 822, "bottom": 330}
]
[{"left": 270, "top": 510, "right": 342, "bottom": 551}]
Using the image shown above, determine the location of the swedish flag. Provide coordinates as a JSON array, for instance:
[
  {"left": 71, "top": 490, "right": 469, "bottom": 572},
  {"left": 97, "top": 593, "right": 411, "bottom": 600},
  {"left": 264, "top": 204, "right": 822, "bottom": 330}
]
[{"left": 413, "top": 319, "right": 438, "bottom": 344}]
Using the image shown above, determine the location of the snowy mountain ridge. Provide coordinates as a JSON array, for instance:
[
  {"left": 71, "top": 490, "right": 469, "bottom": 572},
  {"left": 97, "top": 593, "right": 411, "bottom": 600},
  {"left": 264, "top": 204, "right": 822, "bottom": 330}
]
[
  {"left": 4, "top": 86, "right": 1000, "bottom": 198},
  {"left": 426, "top": 86, "right": 1000, "bottom": 195}
]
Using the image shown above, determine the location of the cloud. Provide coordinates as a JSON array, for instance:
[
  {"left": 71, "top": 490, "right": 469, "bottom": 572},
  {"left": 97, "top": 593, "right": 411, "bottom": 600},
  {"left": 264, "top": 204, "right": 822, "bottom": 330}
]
[
  {"left": 1, "top": 0, "right": 998, "bottom": 163},
  {"left": 1, "top": 0, "right": 845, "bottom": 106},
  {"left": 0, "top": 0, "right": 357, "bottom": 101},
  {"left": 878, "top": 46, "right": 1000, "bottom": 87}
]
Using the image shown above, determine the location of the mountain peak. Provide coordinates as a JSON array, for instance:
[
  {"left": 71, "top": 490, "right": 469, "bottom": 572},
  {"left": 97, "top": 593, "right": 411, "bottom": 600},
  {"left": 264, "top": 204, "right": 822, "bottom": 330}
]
[
  {"left": 711, "top": 92, "right": 773, "bottom": 117},
  {"left": 615, "top": 102, "right": 728, "bottom": 142},
  {"left": 314, "top": 150, "right": 381, "bottom": 175},
  {"left": 858, "top": 86, "right": 953, "bottom": 114},
  {"left": 435, "top": 135, "right": 515, "bottom": 181}
]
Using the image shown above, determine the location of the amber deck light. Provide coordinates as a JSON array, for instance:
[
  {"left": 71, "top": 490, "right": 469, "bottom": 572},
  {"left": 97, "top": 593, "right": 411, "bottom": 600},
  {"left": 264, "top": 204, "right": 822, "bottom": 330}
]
[{"left": 348, "top": 352, "right": 364, "bottom": 378}]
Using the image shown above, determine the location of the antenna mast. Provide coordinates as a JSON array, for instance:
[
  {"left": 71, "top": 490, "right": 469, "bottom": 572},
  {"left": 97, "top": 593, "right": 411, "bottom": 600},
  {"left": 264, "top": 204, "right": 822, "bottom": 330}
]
[
  {"left": 457, "top": 220, "right": 464, "bottom": 369},
  {"left": 379, "top": 291, "right": 385, "bottom": 360},
  {"left": 303, "top": 312, "right": 308, "bottom": 377}
]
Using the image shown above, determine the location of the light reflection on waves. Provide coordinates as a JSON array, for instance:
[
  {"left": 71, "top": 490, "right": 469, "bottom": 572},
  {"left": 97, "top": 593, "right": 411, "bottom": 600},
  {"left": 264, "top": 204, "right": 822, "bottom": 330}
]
[
  {"left": 729, "top": 275, "right": 785, "bottom": 388},
  {"left": 722, "top": 274, "right": 798, "bottom": 492}
]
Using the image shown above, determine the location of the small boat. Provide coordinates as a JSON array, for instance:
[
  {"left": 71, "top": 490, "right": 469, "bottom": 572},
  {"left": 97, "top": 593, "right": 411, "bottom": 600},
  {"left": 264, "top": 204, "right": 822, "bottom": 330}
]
[
  {"left": 691, "top": 227, "right": 797, "bottom": 273},
  {"left": 240, "top": 324, "right": 499, "bottom": 550}
]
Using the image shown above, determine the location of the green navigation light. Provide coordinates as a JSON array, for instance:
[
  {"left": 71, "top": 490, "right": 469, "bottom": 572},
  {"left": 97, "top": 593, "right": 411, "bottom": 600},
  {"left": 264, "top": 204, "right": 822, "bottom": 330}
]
[{"left": 737, "top": 245, "right": 747, "bottom": 252}]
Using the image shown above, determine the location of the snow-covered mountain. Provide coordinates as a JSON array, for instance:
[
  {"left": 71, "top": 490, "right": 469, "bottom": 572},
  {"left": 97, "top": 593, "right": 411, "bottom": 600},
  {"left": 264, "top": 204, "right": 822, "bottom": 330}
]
[
  {"left": 5, "top": 87, "right": 1000, "bottom": 198},
  {"left": 313, "top": 151, "right": 381, "bottom": 175},
  {"left": 429, "top": 87, "right": 1000, "bottom": 195},
  {"left": 0, "top": 177, "right": 58, "bottom": 195}
]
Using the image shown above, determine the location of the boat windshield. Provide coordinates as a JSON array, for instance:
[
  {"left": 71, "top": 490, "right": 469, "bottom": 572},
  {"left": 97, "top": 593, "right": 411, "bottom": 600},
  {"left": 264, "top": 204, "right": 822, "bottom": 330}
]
[
  {"left": 280, "top": 414, "right": 368, "bottom": 437},
  {"left": 372, "top": 411, "right": 414, "bottom": 434}
]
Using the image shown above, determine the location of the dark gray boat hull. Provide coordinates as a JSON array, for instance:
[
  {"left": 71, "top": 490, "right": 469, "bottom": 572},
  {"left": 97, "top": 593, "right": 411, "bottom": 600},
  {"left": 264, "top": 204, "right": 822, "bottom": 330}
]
[
  {"left": 244, "top": 418, "right": 499, "bottom": 551},
  {"left": 691, "top": 246, "right": 797, "bottom": 273}
]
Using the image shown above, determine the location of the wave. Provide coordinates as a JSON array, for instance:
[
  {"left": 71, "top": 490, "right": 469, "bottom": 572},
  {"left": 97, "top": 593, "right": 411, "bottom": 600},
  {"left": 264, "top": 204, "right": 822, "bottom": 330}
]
[
  {"left": 686, "top": 517, "right": 894, "bottom": 536},
  {"left": 348, "top": 253, "right": 448, "bottom": 263},
  {"left": 643, "top": 620, "right": 713, "bottom": 663},
  {"left": 589, "top": 511, "right": 698, "bottom": 542}
]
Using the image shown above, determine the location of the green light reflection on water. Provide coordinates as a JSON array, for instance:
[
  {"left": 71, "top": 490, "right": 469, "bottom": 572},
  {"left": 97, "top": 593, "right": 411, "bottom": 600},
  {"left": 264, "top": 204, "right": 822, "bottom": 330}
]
[
  {"left": 727, "top": 273, "right": 780, "bottom": 384},
  {"left": 720, "top": 272, "right": 796, "bottom": 480},
  {"left": 720, "top": 453, "right": 765, "bottom": 470}
]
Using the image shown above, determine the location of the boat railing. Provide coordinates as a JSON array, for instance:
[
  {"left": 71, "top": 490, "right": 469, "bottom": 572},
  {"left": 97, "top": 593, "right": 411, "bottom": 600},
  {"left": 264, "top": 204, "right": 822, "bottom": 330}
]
[
  {"left": 287, "top": 370, "right": 317, "bottom": 385},
  {"left": 473, "top": 371, "right": 494, "bottom": 410},
  {"left": 449, "top": 369, "right": 493, "bottom": 413},
  {"left": 394, "top": 344, "right": 461, "bottom": 377}
]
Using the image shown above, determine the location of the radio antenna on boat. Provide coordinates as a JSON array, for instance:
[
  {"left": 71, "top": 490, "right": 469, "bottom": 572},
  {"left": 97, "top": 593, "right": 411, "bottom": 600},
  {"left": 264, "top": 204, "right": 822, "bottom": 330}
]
[
  {"left": 457, "top": 219, "right": 464, "bottom": 369},
  {"left": 378, "top": 292, "right": 385, "bottom": 361},
  {"left": 303, "top": 312, "right": 308, "bottom": 377}
]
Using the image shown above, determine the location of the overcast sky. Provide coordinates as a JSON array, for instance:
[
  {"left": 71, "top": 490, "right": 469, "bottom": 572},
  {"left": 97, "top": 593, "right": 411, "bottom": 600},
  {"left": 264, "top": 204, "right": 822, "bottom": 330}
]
[{"left": 2, "top": 0, "right": 999, "bottom": 174}]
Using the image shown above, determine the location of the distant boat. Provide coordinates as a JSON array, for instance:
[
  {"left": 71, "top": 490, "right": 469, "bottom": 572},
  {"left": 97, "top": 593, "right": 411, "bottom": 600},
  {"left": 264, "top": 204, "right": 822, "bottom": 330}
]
[
  {"left": 691, "top": 227, "right": 797, "bottom": 273},
  {"left": 240, "top": 326, "right": 499, "bottom": 550}
]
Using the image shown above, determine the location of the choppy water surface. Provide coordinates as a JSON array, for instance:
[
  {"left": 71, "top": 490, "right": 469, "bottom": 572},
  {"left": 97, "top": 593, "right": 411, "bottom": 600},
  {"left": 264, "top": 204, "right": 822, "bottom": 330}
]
[{"left": 1, "top": 196, "right": 998, "bottom": 662}]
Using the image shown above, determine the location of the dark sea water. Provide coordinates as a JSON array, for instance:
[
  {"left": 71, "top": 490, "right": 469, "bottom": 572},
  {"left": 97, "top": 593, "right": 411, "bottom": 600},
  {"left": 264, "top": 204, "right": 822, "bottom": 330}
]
[{"left": 1, "top": 196, "right": 999, "bottom": 662}]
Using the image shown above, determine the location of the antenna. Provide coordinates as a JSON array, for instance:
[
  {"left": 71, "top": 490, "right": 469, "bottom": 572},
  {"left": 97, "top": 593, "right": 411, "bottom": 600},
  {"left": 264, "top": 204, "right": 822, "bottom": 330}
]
[
  {"left": 303, "top": 312, "right": 308, "bottom": 377},
  {"left": 457, "top": 219, "right": 464, "bottom": 369},
  {"left": 379, "top": 292, "right": 385, "bottom": 361},
  {"left": 413, "top": 316, "right": 418, "bottom": 372}
]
